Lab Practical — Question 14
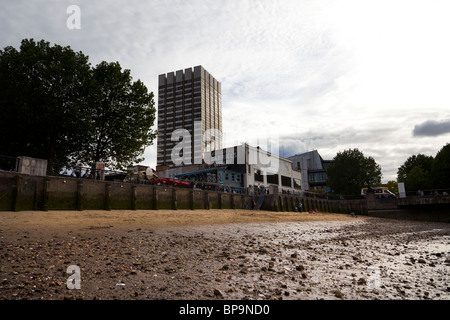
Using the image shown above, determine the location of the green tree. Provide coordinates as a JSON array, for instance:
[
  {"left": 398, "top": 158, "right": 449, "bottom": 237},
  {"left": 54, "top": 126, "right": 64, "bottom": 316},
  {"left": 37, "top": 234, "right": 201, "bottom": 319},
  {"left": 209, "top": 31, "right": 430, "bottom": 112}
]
[
  {"left": 326, "top": 148, "right": 382, "bottom": 196},
  {"left": 404, "top": 166, "right": 429, "bottom": 191},
  {"left": 397, "top": 154, "right": 433, "bottom": 190},
  {"left": 386, "top": 180, "right": 398, "bottom": 194},
  {"left": 0, "top": 39, "right": 91, "bottom": 171},
  {"left": 431, "top": 143, "right": 450, "bottom": 189},
  {"left": 77, "top": 61, "right": 156, "bottom": 170},
  {"left": 0, "top": 39, "right": 156, "bottom": 172}
]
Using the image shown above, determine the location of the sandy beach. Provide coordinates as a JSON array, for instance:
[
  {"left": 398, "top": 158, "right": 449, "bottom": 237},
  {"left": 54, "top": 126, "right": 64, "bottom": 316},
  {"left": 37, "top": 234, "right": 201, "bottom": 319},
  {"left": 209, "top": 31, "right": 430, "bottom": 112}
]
[{"left": 0, "top": 209, "right": 449, "bottom": 300}]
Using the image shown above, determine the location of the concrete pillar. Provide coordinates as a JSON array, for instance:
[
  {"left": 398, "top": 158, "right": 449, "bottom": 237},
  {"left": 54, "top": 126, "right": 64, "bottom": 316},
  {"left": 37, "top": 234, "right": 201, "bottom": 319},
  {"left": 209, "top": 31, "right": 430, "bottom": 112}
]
[
  {"left": 366, "top": 193, "right": 377, "bottom": 210},
  {"left": 360, "top": 202, "right": 366, "bottom": 215}
]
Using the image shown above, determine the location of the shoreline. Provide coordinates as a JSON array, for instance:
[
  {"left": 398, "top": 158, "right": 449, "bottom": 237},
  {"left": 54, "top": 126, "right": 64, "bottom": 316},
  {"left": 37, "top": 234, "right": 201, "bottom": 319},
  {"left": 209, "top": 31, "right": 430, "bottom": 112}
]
[
  {"left": 0, "top": 210, "right": 449, "bottom": 300},
  {"left": 0, "top": 209, "right": 365, "bottom": 238}
]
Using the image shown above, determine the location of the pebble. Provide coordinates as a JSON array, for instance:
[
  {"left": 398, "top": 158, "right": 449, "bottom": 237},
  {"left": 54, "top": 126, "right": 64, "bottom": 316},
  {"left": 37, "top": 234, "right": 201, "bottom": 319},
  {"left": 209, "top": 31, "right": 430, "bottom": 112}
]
[
  {"left": 213, "top": 288, "right": 224, "bottom": 297},
  {"left": 296, "top": 265, "right": 305, "bottom": 271},
  {"left": 1, "top": 217, "right": 449, "bottom": 301}
]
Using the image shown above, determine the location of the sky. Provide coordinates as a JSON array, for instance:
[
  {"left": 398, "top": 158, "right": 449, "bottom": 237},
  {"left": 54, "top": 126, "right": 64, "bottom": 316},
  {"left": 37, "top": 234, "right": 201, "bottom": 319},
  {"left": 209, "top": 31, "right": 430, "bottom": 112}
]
[{"left": 1, "top": 0, "right": 450, "bottom": 183}]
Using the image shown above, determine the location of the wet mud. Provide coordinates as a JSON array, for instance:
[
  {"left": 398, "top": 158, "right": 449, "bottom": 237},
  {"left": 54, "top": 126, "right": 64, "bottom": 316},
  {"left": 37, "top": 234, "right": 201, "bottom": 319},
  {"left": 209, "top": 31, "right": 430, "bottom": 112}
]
[{"left": 1, "top": 212, "right": 449, "bottom": 300}]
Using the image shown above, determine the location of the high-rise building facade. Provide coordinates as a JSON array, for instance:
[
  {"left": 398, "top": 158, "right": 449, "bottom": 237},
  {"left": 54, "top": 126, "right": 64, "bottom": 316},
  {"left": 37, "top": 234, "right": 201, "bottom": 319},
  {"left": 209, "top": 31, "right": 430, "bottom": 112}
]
[{"left": 157, "top": 66, "right": 223, "bottom": 167}]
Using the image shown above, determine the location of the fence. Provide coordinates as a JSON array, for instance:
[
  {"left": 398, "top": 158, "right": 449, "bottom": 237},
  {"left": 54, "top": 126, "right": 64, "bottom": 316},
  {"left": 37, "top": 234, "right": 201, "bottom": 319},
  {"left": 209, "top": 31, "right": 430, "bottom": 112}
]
[{"left": 402, "top": 188, "right": 450, "bottom": 197}]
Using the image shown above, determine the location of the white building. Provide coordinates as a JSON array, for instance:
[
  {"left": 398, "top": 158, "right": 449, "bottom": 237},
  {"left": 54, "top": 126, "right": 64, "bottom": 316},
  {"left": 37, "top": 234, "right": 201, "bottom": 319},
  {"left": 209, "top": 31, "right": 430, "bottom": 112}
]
[
  {"left": 235, "top": 144, "right": 302, "bottom": 193},
  {"left": 287, "top": 150, "right": 331, "bottom": 192},
  {"left": 158, "top": 144, "right": 302, "bottom": 194}
]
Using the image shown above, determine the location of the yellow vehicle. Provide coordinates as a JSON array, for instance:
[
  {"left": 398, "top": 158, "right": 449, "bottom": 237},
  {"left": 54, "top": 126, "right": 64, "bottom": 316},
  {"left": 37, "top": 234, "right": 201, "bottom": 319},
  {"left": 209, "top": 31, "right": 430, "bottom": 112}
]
[{"left": 361, "top": 187, "right": 397, "bottom": 199}]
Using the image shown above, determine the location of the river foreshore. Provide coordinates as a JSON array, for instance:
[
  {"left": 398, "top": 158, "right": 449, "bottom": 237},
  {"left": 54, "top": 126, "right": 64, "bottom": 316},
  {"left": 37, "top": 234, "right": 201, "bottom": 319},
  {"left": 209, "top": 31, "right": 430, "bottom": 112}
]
[{"left": 0, "top": 209, "right": 448, "bottom": 300}]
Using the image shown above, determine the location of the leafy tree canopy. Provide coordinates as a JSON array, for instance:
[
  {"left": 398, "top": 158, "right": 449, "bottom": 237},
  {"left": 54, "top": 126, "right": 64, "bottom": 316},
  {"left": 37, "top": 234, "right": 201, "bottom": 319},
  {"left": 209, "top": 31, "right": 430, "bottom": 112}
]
[
  {"left": 0, "top": 39, "right": 156, "bottom": 172},
  {"left": 77, "top": 61, "right": 156, "bottom": 169},
  {"left": 326, "top": 148, "right": 382, "bottom": 196},
  {"left": 404, "top": 166, "right": 430, "bottom": 191},
  {"left": 431, "top": 143, "right": 450, "bottom": 189},
  {"left": 386, "top": 180, "right": 398, "bottom": 194},
  {"left": 397, "top": 153, "right": 433, "bottom": 190},
  {"left": 0, "top": 39, "right": 91, "bottom": 169}
]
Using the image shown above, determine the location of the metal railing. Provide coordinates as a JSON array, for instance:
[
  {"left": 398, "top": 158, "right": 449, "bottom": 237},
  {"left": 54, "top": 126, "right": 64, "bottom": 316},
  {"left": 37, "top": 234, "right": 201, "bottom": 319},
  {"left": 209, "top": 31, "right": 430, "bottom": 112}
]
[
  {"left": 5, "top": 155, "right": 448, "bottom": 199},
  {"left": 50, "top": 164, "right": 128, "bottom": 182},
  {"left": 402, "top": 188, "right": 450, "bottom": 197}
]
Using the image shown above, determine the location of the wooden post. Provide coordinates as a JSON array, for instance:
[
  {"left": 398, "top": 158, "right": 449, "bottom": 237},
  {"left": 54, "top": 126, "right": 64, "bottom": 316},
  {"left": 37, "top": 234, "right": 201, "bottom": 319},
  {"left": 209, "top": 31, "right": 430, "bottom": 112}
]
[
  {"left": 42, "top": 178, "right": 50, "bottom": 211},
  {"left": 131, "top": 185, "right": 137, "bottom": 210},
  {"left": 279, "top": 196, "right": 284, "bottom": 211},
  {"left": 76, "top": 180, "right": 84, "bottom": 211},
  {"left": 189, "top": 190, "right": 194, "bottom": 210},
  {"left": 172, "top": 187, "right": 177, "bottom": 210},
  {"left": 152, "top": 186, "right": 158, "bottom": 210},
  {"left": 230, "top": 193, "right": 235, "bottom": 209},
  {"left": 105, "top": 183, "right": 111, "bottom": 211},
  {"left": 218, "top": 192, "right": 222, "bottom": 209},
  {"left": 274, "top": 195, "right": 279, "bottom": 212},
  {"left": 12, "top": 175, "right": 23, "bottom": 212},
  {"left": 204, "top": 191, "right": 210, "bottom": 210}
]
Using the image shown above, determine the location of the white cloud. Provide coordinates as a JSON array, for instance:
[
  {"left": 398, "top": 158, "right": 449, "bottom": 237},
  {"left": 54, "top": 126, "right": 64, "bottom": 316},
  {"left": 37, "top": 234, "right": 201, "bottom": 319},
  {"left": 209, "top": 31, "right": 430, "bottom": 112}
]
[{"left": 2, "top": 0, "right": 450, "bottom": 183}]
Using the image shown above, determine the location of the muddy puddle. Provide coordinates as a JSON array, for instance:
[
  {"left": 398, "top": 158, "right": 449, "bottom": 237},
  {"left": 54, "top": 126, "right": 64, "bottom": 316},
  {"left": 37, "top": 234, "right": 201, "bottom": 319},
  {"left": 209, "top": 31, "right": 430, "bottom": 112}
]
[{"left": 158, "top": 219, "right": 450, "bottom": 300}]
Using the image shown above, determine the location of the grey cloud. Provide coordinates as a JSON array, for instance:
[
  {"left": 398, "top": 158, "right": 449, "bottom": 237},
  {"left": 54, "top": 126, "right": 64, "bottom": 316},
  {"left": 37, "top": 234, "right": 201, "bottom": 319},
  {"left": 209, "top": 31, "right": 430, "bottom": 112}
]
[{"left": 413, "top": 120, "right": 450, "bottom": 137}]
